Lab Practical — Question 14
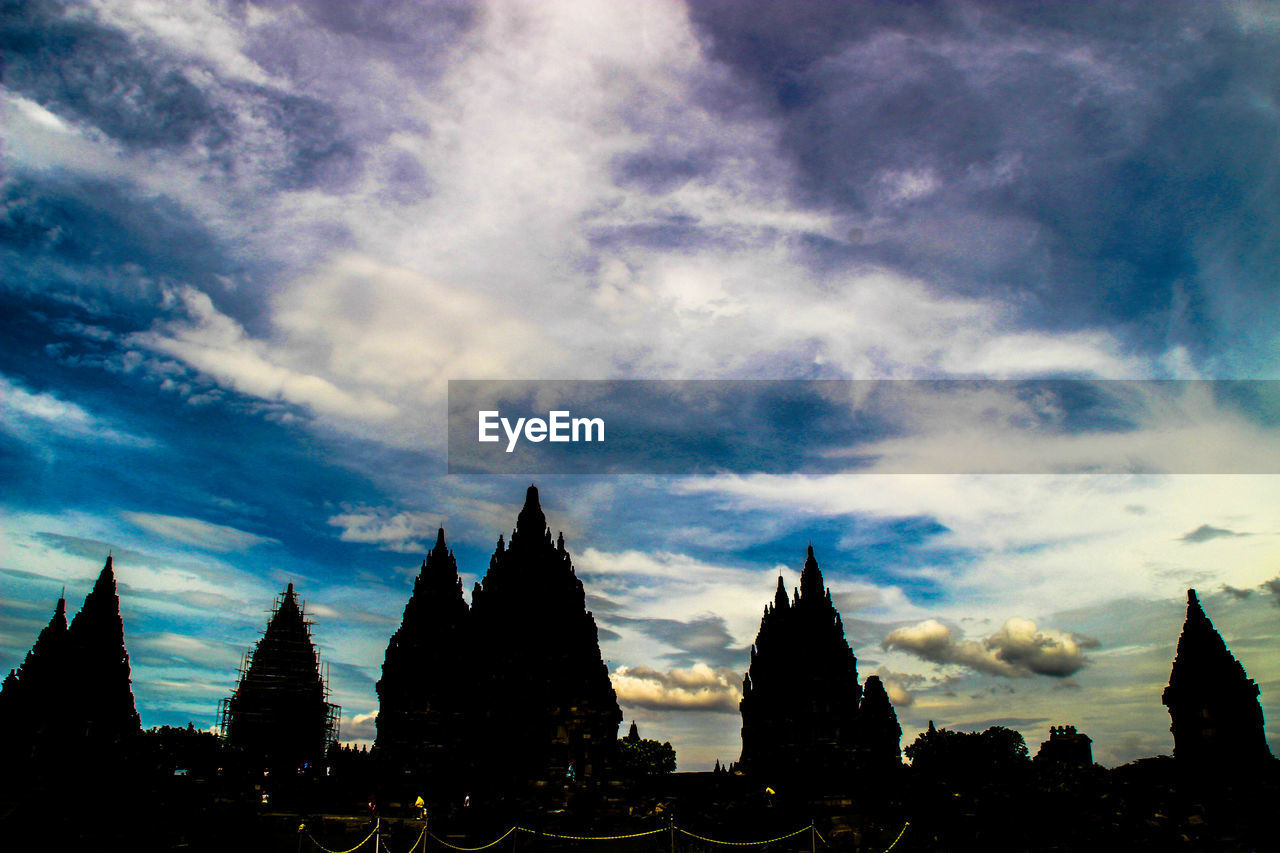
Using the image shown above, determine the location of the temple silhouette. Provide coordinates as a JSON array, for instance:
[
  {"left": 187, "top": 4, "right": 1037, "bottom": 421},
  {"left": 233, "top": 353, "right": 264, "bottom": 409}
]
[
  {"left": 218, "top": 582, "right": 340, "bottom": 772},
  {"left": 1034, "top": 725, "right": 1093, "bottom": 768},
  {"left": 6, "top": 496, "right": 1280, "bottom": 849},
  {"left": 375, "top": 527, "right": 471, "bottom": 784},
  {"left": 1162, "top": 588, "right": 1273, "bottom": 769},
  {"left": 738, "top": 545, "right": 900, "bottom": 788},
  {"left": 0, "top": 555, "right": 140, "bottom": 767}
]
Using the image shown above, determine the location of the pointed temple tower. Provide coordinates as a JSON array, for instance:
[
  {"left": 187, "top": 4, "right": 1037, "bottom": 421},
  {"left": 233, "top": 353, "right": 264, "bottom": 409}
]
[
  {"left": 0, "top": 556, "right": 140, "bottom": 767},
  {"left": 376, "top": 528, "right": 471, "bottom": 777},
  {"left": 857, "top": 674, "right": 903, "bottom": 771},
  {"left": 1162, "top": 589, "right": 1272, "bottom": 768},
  {"left": 220, "top": 583, "right": 339, "bottom": 770},
  {"left": 68, "top": 555, "right": 142, "bottom": 741},
  {"left": 740, "top": 546, "right": 897, "bottom": 786},
  {"left": 469, "top": 485, "right": 622, "bottom": 787},
  {"left": 0, "top": 596, "right": 71, "bottom": 761}
]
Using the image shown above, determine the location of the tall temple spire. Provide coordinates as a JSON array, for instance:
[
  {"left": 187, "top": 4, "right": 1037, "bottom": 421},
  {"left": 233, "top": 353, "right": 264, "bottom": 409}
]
[
  {"left": 376, "top": 526, "right": 470, "bottom": 780},
  {"left": 773, "top": 575, "right": 789, "bottom": 612},
  {"left": 799, "top": 542, "right": 825, "bottom": 601},
  {"left": 0, "top": 595, "right": 72, "bottom": 747},
  {"left": 1162, "top": 588, "right": 1271, "bottom": 768},
  {"left": 68, "top": 555, "right": 141, "bottom": 741},
  {"left": 513, "top": 484, "right": 547, "bottom": 545},
  {"left": 470, "top": 484, "right": 621, "bottom": 788},
  {"left": 222, "top": 582, "right": 338, "bottom": 770},
  {"left": 740, "top": 545, "right": 875, "bottom": 788},
  {"left": 856, "top": 675, "right": 902, "bottom": 770}
]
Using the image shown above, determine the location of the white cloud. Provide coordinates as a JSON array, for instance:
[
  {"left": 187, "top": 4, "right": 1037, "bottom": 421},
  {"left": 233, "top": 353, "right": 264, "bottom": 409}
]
[
  {"left": 132, "top": 287, "right": 399, "bottom": 423},
  {"left": 884, "top": 617, "right": 1095, "bottom": 678},
  {"left": 679, "top": 473, "right": 1280, "bottom": 620},
  {"left": 612, "top": 663, "right": 741, "bottom": 712},
  {"left": 0, "top": 374, "right": 151, "bottom": 447},
  {"left": 327, "top": 507, "right": 447, "bottom": 553},
  {"left": 121, "top": 511, "right": 278, "bottom": 551}
]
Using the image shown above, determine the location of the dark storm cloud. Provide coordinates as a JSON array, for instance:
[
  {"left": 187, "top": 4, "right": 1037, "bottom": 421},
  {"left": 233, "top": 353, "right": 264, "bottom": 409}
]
[
  {"left": 1261, "top": 577, "right": 1280, "bottom": 609},
  {"left": 1, "top": 0, "right": 226, "bottom": 149},
  {"left": 685, "top": 0, "right": 1280, "bottom": 366},
  {"left": 0, "top": 176, "right": 237, "bottom": 302},
  {"left": 237, "top": 0, "right": 476, "bottom": 50},
  {"left": 1, "top": 0, "right": 362, "bottom": 190},
  {"left": 603, "top": 613, "right": 744, "bottom": 670},
  {"left": 1179, "top": 524, "right": 1246, "bottom": 543}
]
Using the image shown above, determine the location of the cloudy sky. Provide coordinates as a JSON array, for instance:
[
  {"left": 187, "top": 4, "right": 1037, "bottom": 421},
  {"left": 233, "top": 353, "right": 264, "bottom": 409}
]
[{"left": 2, "top": 0, "right": 1278, "bottom": 770}]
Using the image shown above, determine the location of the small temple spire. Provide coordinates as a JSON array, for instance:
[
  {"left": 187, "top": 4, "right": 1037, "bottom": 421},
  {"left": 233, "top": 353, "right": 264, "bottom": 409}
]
[
  {"left": 514, "top": 483, "right": 549, "bottom": 545},
  {"left": 799, "top": 543, "right": 825, "bottom": 600}
]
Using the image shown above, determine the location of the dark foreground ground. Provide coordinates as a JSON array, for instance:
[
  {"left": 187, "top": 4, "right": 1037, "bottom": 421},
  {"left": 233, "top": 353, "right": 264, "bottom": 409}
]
[{"left": 3, "top": 756, "right": 1279, "bottom": 851}]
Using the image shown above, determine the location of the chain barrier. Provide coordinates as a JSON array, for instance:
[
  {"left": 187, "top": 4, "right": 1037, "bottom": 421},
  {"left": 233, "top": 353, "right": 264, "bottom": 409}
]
[
  {"left": 398, "top": 825, "right": 428, "bottom": 853},
  {"left": 305, "top": 819, "right": 909, "bottom": 853},
  {"left": 426, "top": 826, "right": 520, "bottom": 851},
  {"left": 518, "top": 827, "right": 669, "bottom": 841},
  {"left": 303, "top": 824, "right": 379, "bottom": 853},
  {"left": 880, "top": 821, "right": 909, "bottom": 852},
  {"left": 676, "top": 825, "right": 812, "bottom": 846}
]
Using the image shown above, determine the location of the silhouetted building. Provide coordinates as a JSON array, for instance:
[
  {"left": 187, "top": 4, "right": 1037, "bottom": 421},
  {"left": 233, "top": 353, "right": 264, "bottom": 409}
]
[
  {"left": 220, "top": 583, "right": 339, "bottom": 771},
  {"left": 1162, "top": 589, "right": 1272, "bottom": 768},
  {"left": 376, "top": 528, "right": 471, "bottom": 778},
  {"left": 68, "top": 555, "right": 142, "bottom": 741},
  {"left": 0, "top": 595, "right": 71, "bottom": 762},
  {"left": 856, "top": 674, "right": 903, "bottom": 770},
  {"left": 740, "top": 545, "right": 897, "bottom": 786},
  {"left": 0, "top": 556, "right": 140, "bottom": 768},
  {"left": 1035, "top": 725, "right": 1092, "bottom": 768},
  {"left": 469, "top": 485, "right": 622, "bottom": 788}
]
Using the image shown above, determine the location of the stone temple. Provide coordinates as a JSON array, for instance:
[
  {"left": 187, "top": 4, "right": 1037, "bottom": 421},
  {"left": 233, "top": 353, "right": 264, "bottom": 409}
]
[
  {"left": 0, "top": 555, "right": 140, "bottom": 766},
  {"left": 376, "top": 486, "right": 622, "bottom": 792},
  {"left": 469, "top": 486, "right": 622, "bottom": 788},
  {"left": 1162, "top": 589, "right": 1272, "bottom": 769},
  {"left": 375, "top": 527, "right": 471, "bottom": 782},
  {"left": 739, "top": 545, "right": 900, "bottom": 787},
  {"left": 220, "top": 583, "right": 340, "bottom": 771}
]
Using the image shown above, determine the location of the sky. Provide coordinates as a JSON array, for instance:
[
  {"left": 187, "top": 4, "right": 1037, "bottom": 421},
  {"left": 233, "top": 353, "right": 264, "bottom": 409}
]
[{"left": 2, "top": 0, "right": 1279, "bottom": 771}]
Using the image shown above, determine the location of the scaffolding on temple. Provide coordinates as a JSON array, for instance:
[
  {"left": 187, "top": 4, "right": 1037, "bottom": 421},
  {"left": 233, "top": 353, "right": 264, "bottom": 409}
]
[{"left": 218, "top": 583, "right": 340, "bottom": 770}]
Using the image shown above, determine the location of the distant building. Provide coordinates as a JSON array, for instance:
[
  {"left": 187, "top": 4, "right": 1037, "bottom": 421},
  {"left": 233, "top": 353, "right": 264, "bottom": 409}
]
[
  {"left": 739, "top": 546, "right": 899, "bottom": 787},
  {"left": 1162, "top": 589, "right": 1272, "bottom": 768},
  {"left": 220, "top": 583, "right": 339, "bottom": 771},
  {"left": 1035, "top": 725, "right": 1093, "bottom": 768}
]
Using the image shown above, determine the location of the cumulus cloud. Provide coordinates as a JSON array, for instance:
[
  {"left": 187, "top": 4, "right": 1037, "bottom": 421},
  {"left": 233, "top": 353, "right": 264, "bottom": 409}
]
[
  {"left": 344, "top": 711, "right": 378, "bottom": 744},
  {"left": 612, "top": 663, "right": 741, "bottom": 712},
  {"left": 872, "top": 668, "right": 916, "bottom": 708},
  {"left": 883, "top": 617, "right": 1096, "bottom": 679}
]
